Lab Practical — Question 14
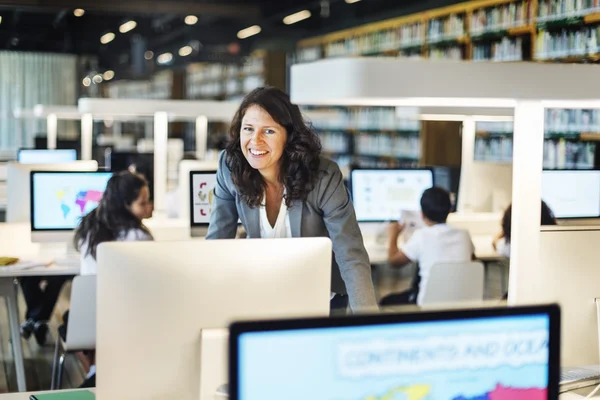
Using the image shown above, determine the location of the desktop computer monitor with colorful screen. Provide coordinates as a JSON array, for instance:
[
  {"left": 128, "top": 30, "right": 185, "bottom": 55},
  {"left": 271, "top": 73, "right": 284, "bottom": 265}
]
[
  {"left": 30, "top": 171, "right": 113, "bottom": 242},
  {"left": 350, "top": 168, "right": 434, "bottom": 222},
  {"left": 229, "top": 305, "right": 560, "bottom": 400}
]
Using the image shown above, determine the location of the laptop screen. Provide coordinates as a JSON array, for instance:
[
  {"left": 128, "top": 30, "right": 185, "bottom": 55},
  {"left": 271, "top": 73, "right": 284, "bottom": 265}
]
[{"left": 231, "top": 307, "right": 558, "bottom": 400}]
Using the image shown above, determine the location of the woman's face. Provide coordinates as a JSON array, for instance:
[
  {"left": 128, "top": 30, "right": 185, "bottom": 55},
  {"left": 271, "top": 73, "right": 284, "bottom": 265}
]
[
  {"left": 128, "top": 185, "right": 151, "bottom": 221},
  {"left": 240, "top": 105, "right": 287, "bottom": 179}
]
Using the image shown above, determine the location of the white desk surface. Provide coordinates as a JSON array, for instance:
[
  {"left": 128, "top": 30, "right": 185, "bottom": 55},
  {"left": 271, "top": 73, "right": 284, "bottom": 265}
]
[{"left": 0, "top": 388, "right": 95, "bottom": 399}]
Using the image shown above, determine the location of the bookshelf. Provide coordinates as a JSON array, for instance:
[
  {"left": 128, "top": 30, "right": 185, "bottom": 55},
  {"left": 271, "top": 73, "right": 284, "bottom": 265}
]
[
  {"left": 295, "top": 0, "right": 600, "bottom": 169},
  {"left": 307, "top": 107, "right": 422, "bottom": 172}
]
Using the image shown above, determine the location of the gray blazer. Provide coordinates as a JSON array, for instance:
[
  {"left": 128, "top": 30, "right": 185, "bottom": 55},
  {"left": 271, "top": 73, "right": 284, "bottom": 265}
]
[{"left": 206, "top": 151, "right": 378, "bottom": 312}]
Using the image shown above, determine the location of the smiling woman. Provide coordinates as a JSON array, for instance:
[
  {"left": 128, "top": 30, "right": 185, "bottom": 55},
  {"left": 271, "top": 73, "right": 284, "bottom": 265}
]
[{"left": 206, "top": 87, "right": 378, "bottom": 314}]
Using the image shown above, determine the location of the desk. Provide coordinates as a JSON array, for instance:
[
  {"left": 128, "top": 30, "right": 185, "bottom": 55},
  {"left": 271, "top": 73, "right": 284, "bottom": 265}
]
[{"left": 0, "top": 388, "right": 95, "bottom": 399}]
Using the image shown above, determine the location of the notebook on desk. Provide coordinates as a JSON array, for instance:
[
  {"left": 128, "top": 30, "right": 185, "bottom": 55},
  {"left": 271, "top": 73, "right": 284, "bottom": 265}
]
[{"left": 560, "top": 365, "right": 600, "bottom": 393}]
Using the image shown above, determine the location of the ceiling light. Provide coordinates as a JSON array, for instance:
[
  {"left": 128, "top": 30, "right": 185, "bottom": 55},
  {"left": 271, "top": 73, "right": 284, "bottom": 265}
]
[
  {"left": 237, "top": 25, "right": 261, "bottom": 39},
  {"left": 283, "top": 10, "right": 312, "bottom": 25},
  {"left": 144, "top": 51, "right": 154, "bottom": 60},
  {"left": 103, "top": 70, "right": 115, "bottom": 81},
  {"left": 179, "top": 45, "right": 193, "bottom": 57},
  {"left": 345, "top": 0, "right": 361, "bottom": 3},
  {"left": 82, "top": 77, "right": 91, "bottom": 87},
  {"left": 119, "top": 20, "right": 137, "bottom": 34},
  {"left": 100, "top": 32, "right": 115, "bottom": 44},
  {"left": 157, "top": 52, "right": 173, "bottom": 64},
  {"left": 73, "top": 9, "right": 85, "bottom": 17},
  {"left": 92, "top": 74, "right": 103, "bottom": 84},
  {"left": 185, "top": 15, "right": 198, "bottom": 25}
]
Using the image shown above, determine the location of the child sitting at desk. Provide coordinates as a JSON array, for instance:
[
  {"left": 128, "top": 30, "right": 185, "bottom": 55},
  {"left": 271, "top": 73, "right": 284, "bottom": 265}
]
[
  {"left": 63, "top": 171, "right": 154, "bottom": 388},
  {"left": 492, "top": 200, "right": 557, "bottom": 258},
  {"left": 383, "top": 187, "right": 474, "bottom": 306}
]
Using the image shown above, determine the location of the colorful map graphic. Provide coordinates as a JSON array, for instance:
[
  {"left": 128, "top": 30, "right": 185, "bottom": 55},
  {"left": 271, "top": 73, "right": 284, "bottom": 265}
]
[
  {"left": 56, "top": 189, "right": 104, "bottom": 218},
  {"left": 454, "top": 384, "right": 547, "bottom": 400},
  {"left": 365, "top": 384, "right": 431, "bottom": 400}
]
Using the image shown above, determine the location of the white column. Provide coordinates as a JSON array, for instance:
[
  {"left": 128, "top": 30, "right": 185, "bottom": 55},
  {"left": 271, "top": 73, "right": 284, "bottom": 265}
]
[
  {"left": 457, "top": 117, "right": 475, "bottom": 213},
  {"left": 508, "top": 101, "right": 545, "bottom": 304},
  {"left": 153, "top": 112, "right": 169, "bottom": 212},
  {"left": 81, "top": 114, "right": 93, "bottom": 161},
  {"left": 195, "top": 115, "right": 208, "bottom": 160},
  {"left": 47, "top": 114, "right": 58, "bottom": 149}
]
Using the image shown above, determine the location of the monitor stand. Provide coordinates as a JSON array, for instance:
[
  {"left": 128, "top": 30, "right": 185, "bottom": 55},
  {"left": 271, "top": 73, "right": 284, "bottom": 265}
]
[
  {"left": 38, "top": 241, "right": 79, "bottom": 267},
  {"left": 191, "top": 226, "right": 209, "bottom": 238}
]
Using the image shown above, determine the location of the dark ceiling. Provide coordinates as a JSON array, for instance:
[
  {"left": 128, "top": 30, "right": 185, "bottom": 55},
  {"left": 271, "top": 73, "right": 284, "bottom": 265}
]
[{"left": 0, "top": 0, "right": 462, "bottom": 78}]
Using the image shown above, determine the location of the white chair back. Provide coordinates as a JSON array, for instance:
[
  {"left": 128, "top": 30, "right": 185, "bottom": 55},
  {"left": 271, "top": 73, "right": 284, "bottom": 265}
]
[
  {"left": 421, "top": 261, "right": 484, "bottom": 306},
  {"left": 64, "top": 275, "right": 96, "bottom": 351}
]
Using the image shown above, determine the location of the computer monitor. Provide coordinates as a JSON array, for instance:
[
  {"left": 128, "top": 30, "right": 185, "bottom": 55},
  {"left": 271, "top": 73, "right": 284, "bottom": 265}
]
[
  {"left": 6, "top": 161, "right": 98, "bottom": 223},
  {"left": 350, "top": 168, "right": 434, "bottom": 222},
  {"left": 107, "top": 151, "right": 154, "bottom": 199},
  {"left": 541, "top": 170, "right": 600, "bottom": 219},
  {"left": 30, "top": 171, "right": 113, "bottom": 242},
  {"left": 190, "top": 170, "right": 217, "bottom": 237},
  {"left": 17, "top": 149, "right": 77, "bottom": 164},
  {"left": 179, "top": 160, "right": 219, "bottom": 222},
  {"left": 34, "top": 137, "right": 80, "bottom": 158},
  {"left": 96, "top": 238, "right": 333, "bottom": 400},
  {"left": 515, "top": 226, "right": 600, "bottom": 367},
  {"left": 230, "top": 305, "right": 560, "bottom": 400}
]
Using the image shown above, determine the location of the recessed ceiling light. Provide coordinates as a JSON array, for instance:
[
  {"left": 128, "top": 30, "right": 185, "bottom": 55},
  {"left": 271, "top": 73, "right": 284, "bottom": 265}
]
[
  {"left": 345, "top": 0, "right": 361, "bottom": 3},
  {"left": 237, "top": 25, "right": 261, "bottom": 39},
  {"left": 100, "top": 32, "right": 115, "bottom": 44},
  {"left": 144, "top": 51, "right": 154, "bottom": 60},
  {"left": 92, "top": 74, "right": 103, "bottom": 84},
  {"left": 73, "top": 9, "right": 85, "bottom": 17},
  {"left": 103, "top": 70, "right": 115, "bottom": 81},
  {"left": 82, "top": 77, "right": 91, "bottom": 87},
  {"left": 179, "top": 45, "right": 193, "bottom": 57},
  {"left": 283, "top": 10, "right": 312, "bottom": 25},
  {"left": 157, "top": 52, "right": 173, "bottom": 64},
  {"left": 119, "top": 20, "right": 137, "bottom": 34},
  {"left": 185, "top": 15, "right": 198, "bottom": 25}
]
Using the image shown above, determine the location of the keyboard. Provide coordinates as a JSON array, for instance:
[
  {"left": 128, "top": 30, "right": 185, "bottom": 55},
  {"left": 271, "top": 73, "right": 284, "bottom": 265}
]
[{"left": 561, "top": 366, "right": 600, "bottom": 384}]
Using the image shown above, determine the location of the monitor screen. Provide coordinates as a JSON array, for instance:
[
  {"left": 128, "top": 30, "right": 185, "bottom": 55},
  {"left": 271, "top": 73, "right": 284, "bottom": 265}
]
[
  {"left": 233, "top": 309, "right": 556, "bottom": 400},
  {"left": 350, "top": 169, "right": 434, "bottom": 222},
  {"left": 541, "top": 170, "right": 600, "bottom": 218},
  {"left": 190, "top": 171, "right": 217, "bottom": 226},
  {"left": 31, "top": 171, "right": 113, "bottom": 230},
  {"left": 18, "top": 149, "right": 77, "bottom": 164}
]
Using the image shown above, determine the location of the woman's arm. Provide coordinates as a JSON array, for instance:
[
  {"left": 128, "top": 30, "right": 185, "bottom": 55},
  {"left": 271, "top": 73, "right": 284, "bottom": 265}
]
[
  {"left": 206, "top": 151, "right": 239, "bottom": 240},
  {"left": 319, "top": 164, "right": 378, "bottom": 313}
]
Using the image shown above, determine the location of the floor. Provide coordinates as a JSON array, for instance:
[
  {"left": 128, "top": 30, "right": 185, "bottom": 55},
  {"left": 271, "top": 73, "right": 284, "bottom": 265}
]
[
  {"left": 0, "top": 261, "right": 508, "bottom": 394},
  {"left": 0, "top": 280, "right": 85, "bottom": 394}
]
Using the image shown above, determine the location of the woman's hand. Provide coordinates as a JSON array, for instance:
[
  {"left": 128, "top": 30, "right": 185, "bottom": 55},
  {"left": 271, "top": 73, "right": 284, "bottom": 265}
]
[{"left": 388, "top": 221, "right": 405, "bottom": 239}]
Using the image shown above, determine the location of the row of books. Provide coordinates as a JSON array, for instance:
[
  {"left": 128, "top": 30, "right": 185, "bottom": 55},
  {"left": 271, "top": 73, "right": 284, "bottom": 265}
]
[
  {"left": 429, "top": 47, "right": 463, "bottom": 60},
  {"left": 538, "top": 0, "right": 600, "bottom": 21},
  {"left": 536, "top": 27, "right": 600, "bottom": 59},
  {"left": 428, "top": 15, "right": 465, "bottom": 42},
  {"left": 309, "top": 107, "right": 421, "bottom": 131},
  {"left": 471, "top": 1, "right": 531, "bottom": 34},
  {"left": 473, "top": 37, "right": 524, "bottom": 61},
  {"left": 354, "top": 133, "right": 421, "bottom": 159},
  {"left": 319, "top": 132, "right": 351, "bottom": 154},
  {"left": 545, "top": 108, "right": 600, "bottom": 133},
  {"left": 476, "top": 121, "right": 514, "bottom": 133},
  {"left": 543, "top": 139, "right": 596, "bottom": 169},
  {"left": 474, "top": 136, "right": 513, "bottom": 162}
]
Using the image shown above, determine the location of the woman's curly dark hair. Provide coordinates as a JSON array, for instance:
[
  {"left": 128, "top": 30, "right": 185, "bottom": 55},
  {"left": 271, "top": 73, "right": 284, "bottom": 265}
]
[{"left": 225, "top": 86, "right": 322, "bottom": 208}]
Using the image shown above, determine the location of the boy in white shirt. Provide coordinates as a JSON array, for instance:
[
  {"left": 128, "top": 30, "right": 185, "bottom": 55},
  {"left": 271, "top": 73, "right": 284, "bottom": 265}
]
[{"left": 384, "top": 187, "right": 475, "bottom": 306}]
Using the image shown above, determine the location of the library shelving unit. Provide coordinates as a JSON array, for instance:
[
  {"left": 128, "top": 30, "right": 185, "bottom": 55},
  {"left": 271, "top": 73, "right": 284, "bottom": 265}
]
[
  {"left": 295, "top": 0, "right": 600, "bottom": 169},
  {"left": 289, "top": 56, "right": 600, "bottom": 303}
]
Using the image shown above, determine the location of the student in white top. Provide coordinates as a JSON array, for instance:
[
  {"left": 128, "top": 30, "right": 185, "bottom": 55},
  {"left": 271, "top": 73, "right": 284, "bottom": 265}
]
[
  {"left": 384, "top": 187, "right": 475, "bottom": 306},
  {"left": 74, "top": 171, "right": 153, "bottom": 275},
  {"left": 65, "top": 171, "right": 153, "bottom": 388}
]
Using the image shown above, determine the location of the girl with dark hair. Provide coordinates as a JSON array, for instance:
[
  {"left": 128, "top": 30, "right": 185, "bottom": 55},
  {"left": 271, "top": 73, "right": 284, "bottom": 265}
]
[
  {"left": 206, "top": 87, "right": 377, "bottom": 313},
  {"left": 74, "top": 171, "right": 153, "bottom": 274},
  {"left": 493, "top": 200, "right": 557, "bottom": 257}
]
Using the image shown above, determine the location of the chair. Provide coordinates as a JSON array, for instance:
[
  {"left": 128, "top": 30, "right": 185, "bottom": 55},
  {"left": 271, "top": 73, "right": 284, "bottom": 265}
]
[
  {"left": 420, "top": 261, "right": 485, "bottom": 306},
  {"left": 51, "top": 275, "right": 96, "bottom": 390}
]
